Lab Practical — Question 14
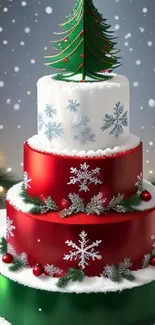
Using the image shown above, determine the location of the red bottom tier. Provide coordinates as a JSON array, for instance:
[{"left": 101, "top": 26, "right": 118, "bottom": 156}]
[{"left": 6, "top": 197, "right": 155, "bottom": 277}]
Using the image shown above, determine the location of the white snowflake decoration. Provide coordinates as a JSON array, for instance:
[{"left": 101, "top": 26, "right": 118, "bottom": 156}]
[
  {"left": 24, "top": 171, "right": 32, "bottom": 189},
  {"left": 7, "top": 243, "right": 28, "bottom": 267},
  {"left": 67, "top": 99, "right": 80, "bottom": 112},
  {"left": 40, "top": 196, "right": 58, "bottom": 214},
  {"left": 67, "top": 162, "right": 102, "bottom": 192},
  {"left": 74, "top": 127, "right": 96, "bottom": 145},
  {"left": 44, "top": 121, "right": 64, "bottom": 141},
  {"left": 101, "top": 102, "right": 128, "bottom": 138},
  {"left": 72, "top": 114, "right": 89, "bottom": 127},
  {"left": 6, "top": 217, "right": 16, "bottom": 239},
  {"left": 135, "top": 173, "right": 144, "bottom": 194},
  {"left": 44, "top": 264, "right": 63, "bottom": 276},
  {"left": 64, "top": 230, "right": 102, "bottom": 269}
]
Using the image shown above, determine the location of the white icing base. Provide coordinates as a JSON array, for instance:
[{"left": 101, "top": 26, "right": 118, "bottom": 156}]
[
  {"left": 0, "top": 318, "right": 12, "bottom": 325},
  {"left": 6, "top": 180, "right": 155, "bottom": 214},
  {"left": 27, "top": 134, "right": 140, "bottom": 157},
  {"left": 37, "top": 74, "right": 130, "bottom": 152}
]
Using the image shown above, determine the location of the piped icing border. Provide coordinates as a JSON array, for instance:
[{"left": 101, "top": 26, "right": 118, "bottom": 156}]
[{"left": 27, "top": 134, "right": 140, "bottom": 158}]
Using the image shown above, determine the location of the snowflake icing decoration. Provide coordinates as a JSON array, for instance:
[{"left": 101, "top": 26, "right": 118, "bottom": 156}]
[
  {"left": 7, "top": 243, "right": 28, "bottom": 267},
  {"left": 24, "top": 171, "right": 32, "bottom": 189},
  {"left": 72, "top": 114, "right": 89, "bottom": 127},
  {"left": 64, "top": 230, "right": 102, "bottom": 269},
  {"left": 44, "top": 104, "right": 56, "bottom": 118},
  {"left": 67, "top": 162, "right": 102, "bottom": 192},
  {"left": 44, "top": 264, "right": 63, "bottom": 276},
  {"left": 135, "top": 173, "right": 144, "bottom": 194},
  {"left": 67, "top": 99, "right": 80, "bottom": 112},
  {"left": 74, "top": 127, "right": 96, "bottom": 145},
  {"left": 101, "top": 102, "right": 128, "bottom": 138},
  {"left": 44, "top": 121, "right": 64, "bottom": 141},
  {"left": 6, "top": 217, "right": 16, "bottom": 239}
]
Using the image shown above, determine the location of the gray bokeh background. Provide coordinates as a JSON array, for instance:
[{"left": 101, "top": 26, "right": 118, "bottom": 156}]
[{"left": 0, "top": 0, "right": 155, "bottom": 180}]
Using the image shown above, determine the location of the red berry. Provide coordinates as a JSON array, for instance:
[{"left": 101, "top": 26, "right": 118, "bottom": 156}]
[
  {"left": 150, "top": 257, "right": 155, "bottom": 266},
  {"left": 80, "top": 30, "right": 85, "bottom": 36},
  {"left": 140, "top": 190, "right": 152, "bottom": 202},
  {"left": 80, "top": 54, "right": 86, "bottom": 58},
  {"left": 63, "top": 58, "right": 68, "bottom": 63},
  {"left": 33, "top": 263, "right": 44, "bottom": 277},
  {"left": 2, "top": 253, "right": 13, "bottom": 264},
  {"left": 61, "top": 199, "right": 70, "bottom": 210}
]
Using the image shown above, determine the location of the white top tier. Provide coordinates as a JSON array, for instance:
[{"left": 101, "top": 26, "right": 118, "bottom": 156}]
[{"left": 37, "top": 74, "right": 130, "bottom": 151}]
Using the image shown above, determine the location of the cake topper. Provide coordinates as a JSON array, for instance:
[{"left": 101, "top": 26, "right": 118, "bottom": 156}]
[{"left": 44, "top": 0, "right": 121, "bottom": 82}]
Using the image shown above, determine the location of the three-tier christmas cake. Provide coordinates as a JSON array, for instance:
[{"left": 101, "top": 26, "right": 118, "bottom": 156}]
[{"left": 1, "top": 1, "right": 155, "bottom": 325}]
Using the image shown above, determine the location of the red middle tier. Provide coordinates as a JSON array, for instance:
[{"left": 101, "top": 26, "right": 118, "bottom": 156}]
[{"left": 24, "top": 141, "right": 142, "bottom": 206}]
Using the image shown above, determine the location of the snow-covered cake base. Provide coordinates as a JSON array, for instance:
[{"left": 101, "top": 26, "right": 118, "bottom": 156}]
[{"left": 0, "top": 318, "right": 12, "bottom": 325}]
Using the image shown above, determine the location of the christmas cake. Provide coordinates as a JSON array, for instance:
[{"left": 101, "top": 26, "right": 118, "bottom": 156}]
[{"left": 1, "top": 0, "right": 155, "bottom": 324}]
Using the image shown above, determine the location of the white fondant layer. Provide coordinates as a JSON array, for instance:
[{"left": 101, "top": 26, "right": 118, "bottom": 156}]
[
  {"left": 6, "top": 180, "right": 155, "bottom": 215},
  {"left": 37, "top": 74, "right": 130, "bottom": 152},
  {"left": 0, "top": 216, "right": 155, "bottom": 293},
  {"left": 27, "top": 134, "right": 140, "bottom": 157},
  {"left": 0, "top": 318, "right": 12, "bottom": 325}
]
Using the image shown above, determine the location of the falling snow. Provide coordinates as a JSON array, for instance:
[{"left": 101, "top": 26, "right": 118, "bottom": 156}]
[
  {"left": 148, "top": 99, "right": 155, "bottom": 108},
  {"left": 0, "top": 27, "right": 3, "bottom": 32},
  {"left": 136, "top": 60, "right": 141, "bottom": 65},
  {"left": 3, "top": 40, "right": 8, "bottom": 45},
  {"left": 14, "top": 66, "right": 20, "bottom": 72},
  {"left": 142, "top": 8, "right": 148, "bottom": 14},
  {"left": 0, "top": 81, "right": 4, "bottom": 87},
  {"left": 30, "top": 59, "right": 36, "bottom": 64},
  {"left": 21, "top": 1, "right": 27, "bottom": 6},
  {"left": 13, "top": 103, "right": 20, "bottom": 110},
  {"left": 45, "top": 6, "right": 53, "bottom": 14},
  {"left": 24, "top": 27, "right": 30, "bottom": 33},
  {"left": 148, "top": 41, "right": 153, "bottom": 47}
]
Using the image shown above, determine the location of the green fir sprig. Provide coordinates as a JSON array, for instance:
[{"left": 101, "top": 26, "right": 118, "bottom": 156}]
[
  {"left": 103, "top": 258, "right": 135, "bottom": 282},
  {"left": 9, "top": 259, "right": 25, "bottom": 272},
  {"left": 0, "top": 237, "right": 7, "bottom": 254},
  {"left": 56, "top": 268, "right": 85, "bottom": 288},
  {"left": 20, "top": 183, "right": 58, "bottom": 214}
]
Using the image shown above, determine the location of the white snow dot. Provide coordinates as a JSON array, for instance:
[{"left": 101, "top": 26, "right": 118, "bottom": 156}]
[
  {"left": 0, "top": 27, "right": 3, "bottom": 32},
  {"left": 30, "top": 59, "right": 35, "bottom": 64},
  {"left": 133, "top": 81, "right": 139, "bottom": 87},
  {"left": 3, "top": 7, "right": 8, "bottom": 12},
  {"left": 7, "top": 167, "right": 12, "bottom": 172},
  {"left": 148, "top": 41, "right": 153, "bottom": 47},
  {"left": 125, "top": 33, "right": 131, "bottom": 39},
  {"left": 139, "top": 27, "right": 145, "bottom": 33},
  {"left": 114, "top": 15, "right": 119, "bottom": 20},
  {"left": 141, "top": 126, "right": 144, "bottom": 129},
  {"left": 6, "top": 98, "right": 11, "bottom": 104},
  {"left": 140, "top": 106, "right": 143, "bottom": 110},
  {"left": 3, "top": 40, "right": 8, "bottom": 45},
  {"left": 24, "top": 27, "right": 30, "bottom": 33},
  {"left": 44, "top": 47, "right": 47, "bottom": 50},
  {"left": 143, "top": 8, "right": 148, "bottom": 13},
  {"left": 39, "top": 308, "right": 42, "bottom": 312},
  {"left": 149, "top": 170, "right": 153, "bottom": 175},
  {"left": 12, "top": 19, "right": 16, "bottom": 23},
  {"left": 115, "top": 24, "right": 120, "bottom": 30},
  {"left": 20, "top": 41, "right": 25, "bottom": 46},
  {"left": 0, "top": 125, "right": 4, "bottom": 129},
  {"left": 125, "top": 42, "right": 129, "bottom": 47},
  {"left": 136, "top": 60, "right": 141, "bottom": 65},
  {"left": 21, "top": 1, "right": 27, "bottom": 6},
  {"left": 148, "top": 99, "right": 155, "bottom": 108},
  {"left": 0, "top": 81, "right": 4, "bottom": 87},
  {"left": 149, "top": 141, "right": 154, "bottom": 146},
  {"left": 21, "top": 162, "right": 23, "bottom": 167},
  {"left": 129, "top": 48, "right": 133, "bottom": 52},
  {"left": 45, "top": 6, "right": 53, "bottom": 14},
  {"left": 17, "top": 125, "right": 21, "bottom": 129},
  {"left": 13, "top": 103, "right": 20, "bottom": 111},
  {"left": 27, "top": 91, "right": 31, "bottom": 95},
  {"left": 37, "top": 239, "right": 41, "bottom": 242},
  {"left": 14, "top": 66, "right": 20, "bottom": 72},
  {"left": 146, "top": 160, "right": 150, "bottom": 164}
]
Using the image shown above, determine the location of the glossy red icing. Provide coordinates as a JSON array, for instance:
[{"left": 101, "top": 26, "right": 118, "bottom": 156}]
[
  {"left": 6, "top": 200, "right": 155, "bottom": 277},
  {"left": 24, "top": 142, "right": 142, "bottom": 207}
]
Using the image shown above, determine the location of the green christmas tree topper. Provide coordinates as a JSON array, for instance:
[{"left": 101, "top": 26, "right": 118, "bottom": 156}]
[{"left": 44, "top": 0, "right": 121, "bottom": 81}]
